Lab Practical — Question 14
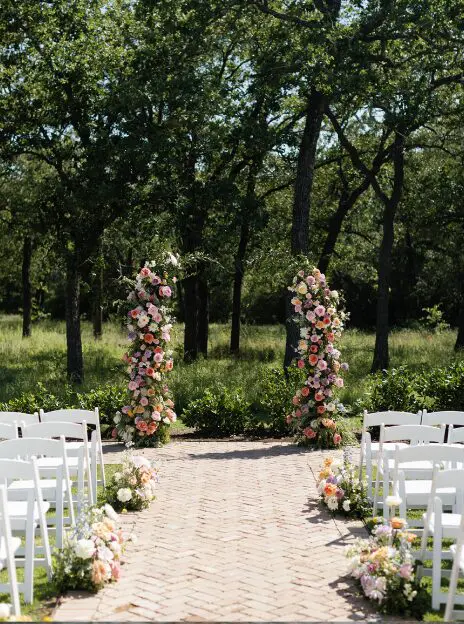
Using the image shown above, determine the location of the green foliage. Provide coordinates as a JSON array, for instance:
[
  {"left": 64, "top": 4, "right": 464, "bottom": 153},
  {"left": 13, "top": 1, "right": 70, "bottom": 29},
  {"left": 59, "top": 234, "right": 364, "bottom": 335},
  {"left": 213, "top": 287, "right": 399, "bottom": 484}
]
[
  {"left": 182, "top": 386, "right": 252, "bottom": 437},
  {"left": 359, "top": 362, "right": 464, "bottom": 414},
  {"left": 421, "top": 305, "right": 450, "bottom": 333}
]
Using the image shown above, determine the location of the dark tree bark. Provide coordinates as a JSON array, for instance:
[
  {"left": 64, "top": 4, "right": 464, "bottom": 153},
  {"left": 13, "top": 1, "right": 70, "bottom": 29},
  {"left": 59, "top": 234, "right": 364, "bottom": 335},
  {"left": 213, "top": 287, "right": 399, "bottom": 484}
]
[
  {"left": 230, "top": 220, "right": 250, "bottom": 354},
  {"left": 318, "top": 178, "right": 371, "bottom": 274},
  {"left": 284, "top": 89, "right": 325, "bottom": 369},
  {"left": 455, "top": 270, "right": 464, "bottom": 351},
  {"left": 92, "top": 242, "right": 104, "bottom": 340},
  {"left": 371, "top": 133, "right": 405, "bottom": 372},
  {"left": 21, "top": 236, "right": 33, "bottom": 338},
  {"left": 66, "top": 253, "right": 84, "bottom": 383},
  {"left": 182, "top": 274, "right": 198, "bottom": 362},
  {"left": 197, "top": 273, "right": 209, "bottom": 357}
]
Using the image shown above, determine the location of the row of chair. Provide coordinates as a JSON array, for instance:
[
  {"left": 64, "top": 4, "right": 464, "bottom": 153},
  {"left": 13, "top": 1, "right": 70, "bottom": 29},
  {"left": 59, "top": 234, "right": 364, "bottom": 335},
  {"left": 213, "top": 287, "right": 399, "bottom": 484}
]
[
  {"left": 0, "top": 408, "right": 106, "bottom": 500},
  {"left": 358, "top": 410, "right": 464, "bottom": 618},
  {"left": 0, "top": 408, "right": 104, "bottom": 614}
]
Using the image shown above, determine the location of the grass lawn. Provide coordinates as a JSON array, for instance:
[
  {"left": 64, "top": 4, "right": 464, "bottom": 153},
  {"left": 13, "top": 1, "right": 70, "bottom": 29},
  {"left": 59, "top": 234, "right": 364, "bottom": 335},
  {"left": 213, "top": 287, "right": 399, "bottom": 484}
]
[{"left": 0, "top": 315, "right": 463, "bottom": 424}]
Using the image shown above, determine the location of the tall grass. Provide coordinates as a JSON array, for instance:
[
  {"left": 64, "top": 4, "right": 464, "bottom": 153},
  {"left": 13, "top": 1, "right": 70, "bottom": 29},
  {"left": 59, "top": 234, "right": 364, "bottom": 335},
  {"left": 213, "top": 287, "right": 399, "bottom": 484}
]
[{"left": 0, "top": 315, "right": 462, "bottom": 417}]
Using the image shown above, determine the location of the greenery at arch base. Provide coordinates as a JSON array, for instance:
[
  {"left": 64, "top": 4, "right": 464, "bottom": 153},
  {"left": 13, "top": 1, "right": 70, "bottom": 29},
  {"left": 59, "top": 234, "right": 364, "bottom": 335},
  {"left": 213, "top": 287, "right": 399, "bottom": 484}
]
[
  {"left": 113, "top": 256, "right": 178, "bottom": 448},
  {"left": 287, "top": 267, "right": 349, "bottom": 449}
]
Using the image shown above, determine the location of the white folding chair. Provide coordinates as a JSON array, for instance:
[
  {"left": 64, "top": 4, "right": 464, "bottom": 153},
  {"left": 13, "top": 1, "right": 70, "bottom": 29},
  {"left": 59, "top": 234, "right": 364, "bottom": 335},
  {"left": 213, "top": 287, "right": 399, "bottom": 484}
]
[
  {"left": 0, "top": 485, "right": 20, "bottom": 616},
  {"left": 422, "top": 411, "right": 464, "bottom": 427},
  {"left": 388, "top": 444, "right": 464, "bottom": 528},
  {"left": 0, "top": 458, "right": 51, "bottom": 603},
  {"left": 418, "top": 466, "right": 464, "bottom": 610},
  {"left": 445, "top": 511, "right": 464, "bottom": 621},
  {"left": 449, "top": 426, "right": 464, "bottom": 445},
  {"left": 22, "top": 421, "right": 93, "bottom": 506},
  {"left": 0, "top": 422, "right": 18, "bottom": 441},
  {"left": 0, "top": 437, "right": 74, "bottom": 549},
  {"left": 359, "top": 410, "right": 421, "bottom": 498},
  {"left": 0, "top": 412, "right": 39, "bottom": 428},
  {"left": 373, "top": 423, "right": 445, "bottom": 514},
  {"left": 40, "top": 408, "right": 105, "bottom": 497}
]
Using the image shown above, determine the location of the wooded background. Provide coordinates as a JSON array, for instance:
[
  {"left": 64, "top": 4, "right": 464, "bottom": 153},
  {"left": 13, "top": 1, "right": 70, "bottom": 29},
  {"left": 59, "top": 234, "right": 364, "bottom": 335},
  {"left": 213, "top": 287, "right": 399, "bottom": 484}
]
[{"left": 0, "top": 0, "right": 463, "bottom": 383}]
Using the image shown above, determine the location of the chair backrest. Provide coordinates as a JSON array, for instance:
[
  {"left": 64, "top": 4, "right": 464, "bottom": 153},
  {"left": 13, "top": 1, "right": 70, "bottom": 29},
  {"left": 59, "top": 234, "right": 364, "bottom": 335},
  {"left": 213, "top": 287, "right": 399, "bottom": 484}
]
[
  {"left": 363, "top": 410, "right": 421, "bottom": 430},
  {"left": 380, "top": 423, "right": 445, "bottom": 444},
  {"left": 0, "top": 411, "right": 39, "bottom": 427},
  {"left": 22, "top": 421, "right": 87, "bottom": 441},
  {"left": 0, "top": 422, "right": 18, "bottom": 440},
  {"left": 394, "top": 443, "right": 464, "bottom": 468},
  {"left": 40, "top": 408, "right": 99, "bottom": 427},
  {"left": 449, "top": 426, "right": 464, "bottom": 444},
  {"left": 434, "top": 468, "right": 464, "bottom": 492},
  {"left": 0, "top": 436, "right": 67, "bottom": 460},
  {"left": 422, "top": 411, "right": 464, "bottom": 427},
  {"left": 0, "top": 457, "right": 38, "bottom": 482}
]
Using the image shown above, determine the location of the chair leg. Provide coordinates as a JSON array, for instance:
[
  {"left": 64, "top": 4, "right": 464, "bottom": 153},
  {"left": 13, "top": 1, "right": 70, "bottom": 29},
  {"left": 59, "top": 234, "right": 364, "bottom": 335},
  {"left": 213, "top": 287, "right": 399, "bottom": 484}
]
[
  {"left": 432, "top": 527, "right": 443, "bottom": 610},
  {"left": 445, "top": 545, "right": 462, "bottom": 621},
  {"left": 23, "top": 514, "right": 35, "bottom": 604},
  {"left": 56, "top": 485, "right": 64, "bottom": 550},
  {"left": 99, "top": 437, "right": 106, "bottom": 489}
]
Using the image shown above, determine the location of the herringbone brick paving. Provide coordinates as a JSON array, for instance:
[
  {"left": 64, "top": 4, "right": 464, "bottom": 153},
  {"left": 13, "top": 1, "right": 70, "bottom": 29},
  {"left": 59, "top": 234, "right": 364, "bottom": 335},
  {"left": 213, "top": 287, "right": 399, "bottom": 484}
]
[{"left": 54, "top": 440, "right": 379, "bottom": 621}]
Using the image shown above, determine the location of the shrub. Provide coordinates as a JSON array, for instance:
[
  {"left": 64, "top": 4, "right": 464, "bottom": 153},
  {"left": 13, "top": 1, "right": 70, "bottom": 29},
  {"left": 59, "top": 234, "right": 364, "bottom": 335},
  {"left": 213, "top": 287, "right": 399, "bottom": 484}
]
[
  {"left": 0, "top": 382, "right": 126, "bottom": 438},
  {"left": 182, "top": 386, "right": 252, "bottom": 437},
  {"left": 358, "top": 362, "right": 464, "bottom": 414}
]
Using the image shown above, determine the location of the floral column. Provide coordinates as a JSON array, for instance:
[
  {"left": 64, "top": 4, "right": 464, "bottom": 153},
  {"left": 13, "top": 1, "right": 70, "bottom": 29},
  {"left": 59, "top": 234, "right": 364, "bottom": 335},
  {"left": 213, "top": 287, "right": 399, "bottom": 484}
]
[
  {"left": 286, "top": 267, "right": 349, "bottom": 448},
  {"left": 114, "top": 260, "right": 177, "bottom": 447}
]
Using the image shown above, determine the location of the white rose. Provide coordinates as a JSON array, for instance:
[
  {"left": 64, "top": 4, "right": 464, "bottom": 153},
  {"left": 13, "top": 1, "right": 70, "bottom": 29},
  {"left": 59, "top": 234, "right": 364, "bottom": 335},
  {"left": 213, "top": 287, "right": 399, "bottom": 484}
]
[
  {"left": 0, "top": 604, "right": 11, "bottom": 619},
  {"left": 113, "top": 472, "right": 123, "bottom": 482},
  {"left": 114, "top": 413, "right": 121, "bottom": 424},
  {"left": 343, "top": 500, "right": 351, "bottom": 512},
  {"left": 326, "top": 496, "right": 338, "bottom": 511},
  {"left": 326, "top": 402, "right": 335, "bottom": 412},
  {"left": 137, "top": 314, "right": 149, "bottom": 328},
  {"left": 296, "top": 282, "right": 308, "bottom": 295},
  {"left": 104, "top": 504, "right": 119, "bottom": 523},
  {"left": 117, "top": 488, "right": 132, "bottom": 503},
  {"left": 163, "top": 417, "right": 170, "bottom": 424},
  {"left": 167, "top": 252, "right": 178, "bottom": 266},
  {"left": 74, "top": 538, "right": 95, "bottom": 560},
  {"left": 132, "top": 456, "right": 151, "bottom": 469},
  {"left": 385, "top": 495, "right": 402, "bottom": 508},
  {"left": 109, "top": 541, "right": 122, "bottom": 556}
]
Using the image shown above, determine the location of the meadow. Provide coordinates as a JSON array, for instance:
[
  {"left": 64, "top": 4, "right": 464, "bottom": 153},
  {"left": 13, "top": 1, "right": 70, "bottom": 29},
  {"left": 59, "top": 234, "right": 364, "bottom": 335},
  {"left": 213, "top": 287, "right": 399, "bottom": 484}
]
[{"left": 0, "top": 314, "right": 463, "bottom": 423}]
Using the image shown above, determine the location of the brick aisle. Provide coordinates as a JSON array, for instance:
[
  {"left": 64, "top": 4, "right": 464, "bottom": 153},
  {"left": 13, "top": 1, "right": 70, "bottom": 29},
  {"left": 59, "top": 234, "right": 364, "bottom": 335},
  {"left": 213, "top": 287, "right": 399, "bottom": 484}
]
[{"left": 54, "top": 440, "right": 378, "bottom": 622}]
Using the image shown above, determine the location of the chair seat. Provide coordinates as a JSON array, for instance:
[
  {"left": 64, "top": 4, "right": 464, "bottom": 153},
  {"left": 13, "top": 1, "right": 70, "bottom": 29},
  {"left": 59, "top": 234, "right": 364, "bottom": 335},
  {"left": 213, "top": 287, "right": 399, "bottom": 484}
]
[
  {"left": 404, "top": 481, "right": 456, "bottom": 505},
  {"left": 36, "top": 456, "right": 81, "bottom": 477},
  {"left": 370, "top": 442, "right": 408, "bottom": 458},
  {"left": 65, "top": 441, "right": 84, "bottom": 452},
  {"left": 425, "top": 512, "right": 463, "bottom": 538},
  {"left": 450, "top": 544, "right": 464, "bottom": 572},
  {"left": 0, "top": 536, "right": 21, "bottom": 560},
  {"left": 8, "top": 479, "right": 65, "bottom": 500}
]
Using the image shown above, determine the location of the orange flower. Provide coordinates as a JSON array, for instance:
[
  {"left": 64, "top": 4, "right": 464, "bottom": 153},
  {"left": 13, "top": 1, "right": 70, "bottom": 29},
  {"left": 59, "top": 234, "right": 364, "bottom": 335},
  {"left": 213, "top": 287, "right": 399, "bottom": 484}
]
[
  {"left": 324, "top": 483, "right": 337, "bottom": 497},
  {"left": 390, "top": 517, "right": 406, "bottom": 530},
  {"left": 309, "top": 354, "right": 318, "bottom": 366},
  {"left": 144, "top": 333, "right": 155, "bottom": 344},
  {"left": 301, "top": 386, "right": 310, "bottom": 397}
]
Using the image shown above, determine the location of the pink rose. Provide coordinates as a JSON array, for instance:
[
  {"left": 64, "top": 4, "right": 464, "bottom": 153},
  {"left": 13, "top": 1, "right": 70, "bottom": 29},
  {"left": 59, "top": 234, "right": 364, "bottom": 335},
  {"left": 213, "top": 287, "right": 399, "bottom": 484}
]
[
  {"left": 306, "top": 276, "right": 315, "bottom": 285},
  {"left": 314, "top": 305, "right": 325, "bottom": 317},
  {"left": 111, "top": 428, "right": 118, "bottom": 439},
  {"left": 140, "top": 267, "right": 151, "bottom": 277},
  {"left": 333, "top": 433, "right": 341, "bottom": 445},
  {"left": 317, "top": 359, "right": 328, "bottom": 371},
  {"left": 399, "top": 564, "right": 413, "bottom": 579},
  {"left": 140, "top": 397, "right": 148, "bottom": 406},
  {"left": 335, "top": 377, "right": 344, "bottom": 388},
  {"left": 110, "top": 561, "right": 121, "bottom": 580},
  {"left": 128, "top": 381, "right": 138, "bottom": 391},
  {"left": 306, "top": 311, "right": 316, "bottom": 322},
  {"left": 297, "top": 359, "right": 305, "bottom": 369},
  {"left": 151, "top": 275, "right": 161, "bottom": 285},
  {"left": 303, "top": 427, "right": 316, "bottom": 439},
  {"left": 152, "top": 411, "right": 161, "bottom": 421},
  {"left": 154, "top": 352, "right": 163, "bottom": 363}
]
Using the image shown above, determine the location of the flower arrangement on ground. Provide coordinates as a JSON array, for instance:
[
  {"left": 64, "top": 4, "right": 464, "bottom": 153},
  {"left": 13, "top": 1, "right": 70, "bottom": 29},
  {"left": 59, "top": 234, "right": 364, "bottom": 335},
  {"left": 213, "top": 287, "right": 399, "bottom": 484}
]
[
  {"left": 317, "top": 456, "right": 371, "bottom": 518},
  {"left": 54, "top": 504, "right": 134, "bottom": 593},
  {"left": 286, "top": 267, "right": 349, "bottom": 448},
  {"left": 345, "top": 517, "right": 428, "bottom": 617},
  {"left": 114, "top": 254, "right": 178, "bottom": 447},
  {"left": 106, "top": 451, "right": 159, "bottom": 511}
]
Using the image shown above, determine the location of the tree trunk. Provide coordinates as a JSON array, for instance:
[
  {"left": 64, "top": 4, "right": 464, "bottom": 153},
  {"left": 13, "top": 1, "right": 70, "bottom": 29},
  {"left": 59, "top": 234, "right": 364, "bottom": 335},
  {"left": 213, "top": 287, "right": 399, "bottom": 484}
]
[
  {"left": 92, "top": 243, "right": 104, "bottom": 340},
  {"left": 455, "top": 271, "right": 464, "bottom": 350},
  {"left": 183, "top": 274, "right": 198, "bottom": 363},
  {"left": 230, "top": 220, "right": 250, "bottom": 354},
  {"left": 371, "top": 134, "right": 405, "bottom": 372},
  {"left": 318, "top": 177, "right": 371, "bottom": 273},
  {"left": 197, "top": 273, "right": 209, "bottom": 357},
  {"left": 285, "top": 89, "right": 325, "bottom": 369},
  {"left": 66, "top": 253, "right": 84, "bottom": 383},
  {"left": 22, "top": 236, "right": 33, "bottom": 338}
]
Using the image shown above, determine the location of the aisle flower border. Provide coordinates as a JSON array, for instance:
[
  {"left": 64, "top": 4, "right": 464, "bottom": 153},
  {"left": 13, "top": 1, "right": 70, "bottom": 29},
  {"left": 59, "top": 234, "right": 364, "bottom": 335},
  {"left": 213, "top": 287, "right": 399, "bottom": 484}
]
[
  {"left": 317, "top": 456, "right": 371, "bottom": 518},
  {"left": 114, "top": 256, "right": 178, "bottom": 447},
  {"left": 106, "top": 451, "right": 159, "bottom": 511},
  {"left": 286, "top": 267, "right": 349, "bottom": 448}
]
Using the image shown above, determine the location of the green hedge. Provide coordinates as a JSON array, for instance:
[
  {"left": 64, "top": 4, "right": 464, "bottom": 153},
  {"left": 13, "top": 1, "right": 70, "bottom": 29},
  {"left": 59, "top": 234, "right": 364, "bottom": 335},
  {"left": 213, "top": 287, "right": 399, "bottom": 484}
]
[
  {"left": 0, "top": 382, "right": 126, "bottom": 436},
  {"left": 358, "top": 362, "right": 464, "bottom": 414},
  {"left": 182, "top": 367, "right": 304, "bottom": 437}
]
